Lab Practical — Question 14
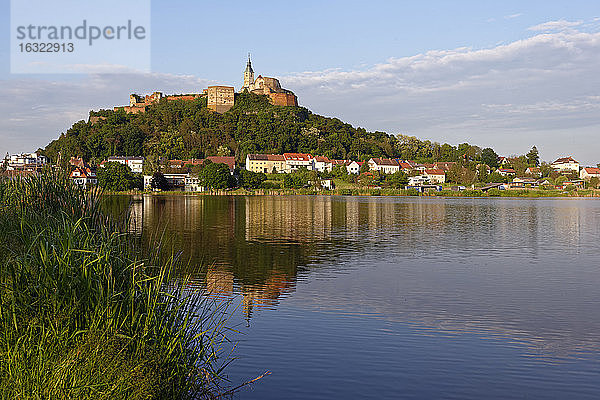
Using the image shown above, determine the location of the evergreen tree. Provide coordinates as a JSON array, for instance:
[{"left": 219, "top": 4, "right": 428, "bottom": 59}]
[
  {"left": 526, "top": 146, "right": 540, "bottom": 166},
  {"left": 481, "top": 148, "right": 499, "bottom": 168}
]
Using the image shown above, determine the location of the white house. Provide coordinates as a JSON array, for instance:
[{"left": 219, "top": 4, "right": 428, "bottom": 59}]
[
  {"left": 525, "top": 167, "right": 542, "bottom": 177},
  {"left": 368, "top": 158, "right": 400, "bottom": 174},
  {"left": 6, "top": 152, "right": 48, "bottom": 171},
  {"left": 408, "top": 175, "right": 430, "bottom": 186},
  {"left": 312, "top": 156, "right": 333, "bottom": 173},
  {"left": 284, "top": 153, "right": 314, "bottom": 173},
  {"left": 105, "top": 156, "right": 145, "bottom": 173},
  {"left": 69, "top": 167, "right": 97, "bottom": 188},
  {"left": 551, "top": 157, "right": 579, "bottom": 174},
  {"left": 346, "top": 161, "right": 361, "bottom": 175},
  {"left": 497, "top": 168, "right": 516, "bottom": 177},
  {"left": 424, "top": 168, "right": 446, "bottom": 184},
  {"left": 580, "top": 167, "right": 600, "bottom": 181}
]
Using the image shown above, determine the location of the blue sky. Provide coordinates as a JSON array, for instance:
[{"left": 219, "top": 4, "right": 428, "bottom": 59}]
[{"left": 1, "top": 0, "right": 599, "bottom": 164}]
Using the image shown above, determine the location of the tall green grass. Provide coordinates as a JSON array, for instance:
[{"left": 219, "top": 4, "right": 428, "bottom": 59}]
[{"left": 0, "top": 171, "right": 229, "bottom": 399}]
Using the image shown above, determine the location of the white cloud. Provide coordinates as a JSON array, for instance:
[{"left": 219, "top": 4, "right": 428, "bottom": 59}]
[
  {"left": 528, "top": 19, "right": 583, "bottom": 32},
  {"left": 0, "top": 72, "right": 212, "bottom": 156},
  {"left": 504, "top": 13, "right": 522, "bottom": 20},
  {"left": 281, "top": 27, "right": 600, "bottom": 164},
  {"left": 2, "top": 21, "right": 600, "bottom": 165}
]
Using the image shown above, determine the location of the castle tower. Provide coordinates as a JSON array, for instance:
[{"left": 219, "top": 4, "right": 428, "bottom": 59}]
[{"left": 243, "top": 53, "right": 254, "bottom": 90}]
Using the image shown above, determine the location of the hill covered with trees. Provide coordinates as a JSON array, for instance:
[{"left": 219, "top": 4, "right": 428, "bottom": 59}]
[{"left": 44, "top": 91, "right": 487, "bottom": 166}]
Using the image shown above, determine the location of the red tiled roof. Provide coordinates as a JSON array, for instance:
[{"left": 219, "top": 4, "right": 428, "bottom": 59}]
[
  {"left": 553, "top": 157, "right": 578, "bottom": 164},
  {"left": 425, "top": 169, "right": 446, "bottom": 176},
  {"left": 370, "top": 158, "right": 399, "bottom": 166},
  {"left": 247, "top": 154, "right": 285, "bottom": 161},
  {"left": 206, "top": 156, "right": 236, "bottom": 170},
  {"left": 283, "top": 153, "right": 312, "bottom": 161},
  {"left": 583, "top": 167, "right": 600, "bottom": 174}
]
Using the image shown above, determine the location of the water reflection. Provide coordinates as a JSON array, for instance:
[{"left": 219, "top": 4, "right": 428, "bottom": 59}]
[{"left": 111, "top": 195, "right": 600, "bottom": 362}]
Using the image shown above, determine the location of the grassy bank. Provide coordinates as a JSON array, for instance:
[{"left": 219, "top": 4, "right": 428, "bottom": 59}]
[{"left": 0, "top": 172, "right": 228, "bottom": 399}]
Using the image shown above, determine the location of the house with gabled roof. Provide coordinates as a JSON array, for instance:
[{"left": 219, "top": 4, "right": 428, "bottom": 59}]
[
  {"left": 284, "top": 153, "right": 314, "bottom": 173},
  {"left": 70, "top": 167, "right": 97, "bottom": 188},
  {"left": 424, "top": 169, "right": 446, "bottom": 184},
  {"left": 312, "top": 156, "right": 333, "bottom": 173},
  {"left": 368, "top": 158, "right": 400, "bottom": 174},
  {"left": 497, "top": 168, "right": 516, "bottom": 177},
  {"left": 551, "top": 157, "right": 579, "bottom": 174},
  {"left": 580, "top": 167, "right": 600, "bottom": 181}
]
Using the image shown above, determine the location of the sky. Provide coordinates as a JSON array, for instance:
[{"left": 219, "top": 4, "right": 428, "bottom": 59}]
[{"left": 1, "top": 0, "right": 599, "bottom": 164}]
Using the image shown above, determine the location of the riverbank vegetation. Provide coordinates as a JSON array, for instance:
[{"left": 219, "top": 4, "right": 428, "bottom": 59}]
[{"left": 0, "top": 171, "right": 228, "bottom": 399}]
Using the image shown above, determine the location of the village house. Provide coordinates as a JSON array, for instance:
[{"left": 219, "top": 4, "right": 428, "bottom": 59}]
[
  {"left": 69, "top": 167, "right": 97, "bottom": 188},
  {"left": 346, "top": 161, "right": 362, "bottom": 175},
  {"left": 424, "top": 169, "right": 446, "bottom": 184},
  {"left": 368, "top": 158, "right": 400, "bottom": 174},
  {"left": 497, "top": 168, "right": 516, "bottom": 177},
  {"left": 509, "top": 177, "right": 539, "bottom": 189},
  {"left": 102, "top": 156, "right": 144, "bottom": 174},
  {"left": 525, "top": 167, "right": 542, "bottom": 177},
  {"left": 580, "top": 167, "right": 600, "bottom": 181},
  {"left": 143, "top": 173, "right": 189, "bottom": 190},
  {"left": 204, "top": 156, "right": 236, "bottom": 172},
  {"left": 433, "top": 162, "right": 457, "bottom": 172},
  {"left": 408, "top": 175, "right": 430, "bottom": 186},
  {"left": 555, "top": 180, "right": 585, "bottom": 190},
  {"left": 283, "top": 153, "right": 314, "bottom": 173},
  {"left": 551, "top": 157, "right": 579, "bottom": 174},
  {"left": 246, "top": 154, "right": 286, "bottom": 174},
  {"left": 5, "top": 152, "right": 48, "bottom": 171},
  {"left": 312, "top": 156, "right": 333, "bottom": 173},
  {"left": 398, "top": 161, "right": 413, "bottom": 172}
]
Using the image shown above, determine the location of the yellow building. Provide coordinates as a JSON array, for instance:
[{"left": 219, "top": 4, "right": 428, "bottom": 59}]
[{"left": 246, "top": 154, "right": 286, "bottom": 173}]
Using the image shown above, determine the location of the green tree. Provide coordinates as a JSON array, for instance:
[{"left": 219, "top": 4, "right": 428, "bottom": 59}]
[
  {"left": 199, "top": 163, "right": 235, "bottom": 189},
  {"left": 359, "top": 162, "right": 370, "bottom": 174},
  {"left": 150, "top": 172, "right": 169, "bottom": 191},
  {"left": 588, "top": 176, "right": 599, "bottom": 189},
  {"left": 239, "top": 169, "right": 267, "bottom": 189},
  {"left": 283, "top": 168, "right": 311, "bottom": 189},
  {"left": 331, "top": 165, "right": 349, "bottom": 179},
  {"left": 487, "top": 171, "right": 507, "bottom": 183},
  {"left": 526, "top": 146, "right": 540, "bottom": 166},
  {"left": 481, "top": 148, "right": 499, "bottom": 168},
  {"left": 477, "top": 164, "right": 489, "bottom": 183},
  {"left": 555, "top": 175, "right": 568, "bottom": 186},
  {"left": 386, "top": 171, "right": 408, "bottom": 188},
  {"left": 97, "top": 162, "right": 141, "bottom": 191}
]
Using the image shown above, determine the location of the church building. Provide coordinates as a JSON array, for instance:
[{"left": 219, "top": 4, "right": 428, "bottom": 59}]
[{"left": 241, "top": 55, "right": 298, "bottom": 107}]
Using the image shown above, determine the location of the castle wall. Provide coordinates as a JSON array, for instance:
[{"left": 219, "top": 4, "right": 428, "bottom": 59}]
[
  {"left": 207, "top": 86, "right": 235, "bottom": 113},
  {"left": 269, "top": 92, "right": 298, "bottom": 106}
]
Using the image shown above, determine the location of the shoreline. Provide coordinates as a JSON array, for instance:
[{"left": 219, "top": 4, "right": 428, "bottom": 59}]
[{"left": 103, "top": 188, "right": 600, "bottom": 198}]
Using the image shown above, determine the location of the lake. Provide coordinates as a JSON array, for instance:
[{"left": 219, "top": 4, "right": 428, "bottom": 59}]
[{"left": 112, "top": 195, "right": 600, "bottom": 399}]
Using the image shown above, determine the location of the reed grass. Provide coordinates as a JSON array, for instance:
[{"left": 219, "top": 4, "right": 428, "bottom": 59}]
[{"left": 0, "top": 171, "right": 229, "bottom": 399}]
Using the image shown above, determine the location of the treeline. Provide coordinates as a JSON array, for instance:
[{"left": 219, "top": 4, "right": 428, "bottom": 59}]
[{"left": 44, "top": 92, "right": 492, "bottom": 166}]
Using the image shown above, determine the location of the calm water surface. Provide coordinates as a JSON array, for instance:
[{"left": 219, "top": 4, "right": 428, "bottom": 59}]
[{"left": 112, "top": 195, "right": 600, "bottom": 399}]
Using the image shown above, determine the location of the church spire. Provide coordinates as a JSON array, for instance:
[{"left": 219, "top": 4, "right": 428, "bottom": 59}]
[
  {"left": 243, "top": 52, "right": 255, "bottom": 89},
  {"left": 246, "top": 53, "right": 253, "bottom": 73}
]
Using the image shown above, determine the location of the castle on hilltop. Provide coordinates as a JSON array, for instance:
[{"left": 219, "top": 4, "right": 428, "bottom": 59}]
[
  {"left": 240, "top": 54, "right": 298, "bottom": 107},
  {"left": 112, "top": 55, "right": 297, "bottom": 115}
]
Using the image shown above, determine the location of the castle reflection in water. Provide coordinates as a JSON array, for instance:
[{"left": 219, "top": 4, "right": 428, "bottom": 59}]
[{"left": 124, "top": 195, "right": 587, "bottom": 323}]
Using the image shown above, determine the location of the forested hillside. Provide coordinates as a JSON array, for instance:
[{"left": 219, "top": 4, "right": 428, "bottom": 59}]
[{"left": 43, "top": 92, "right": 485, "bottom": 164}]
